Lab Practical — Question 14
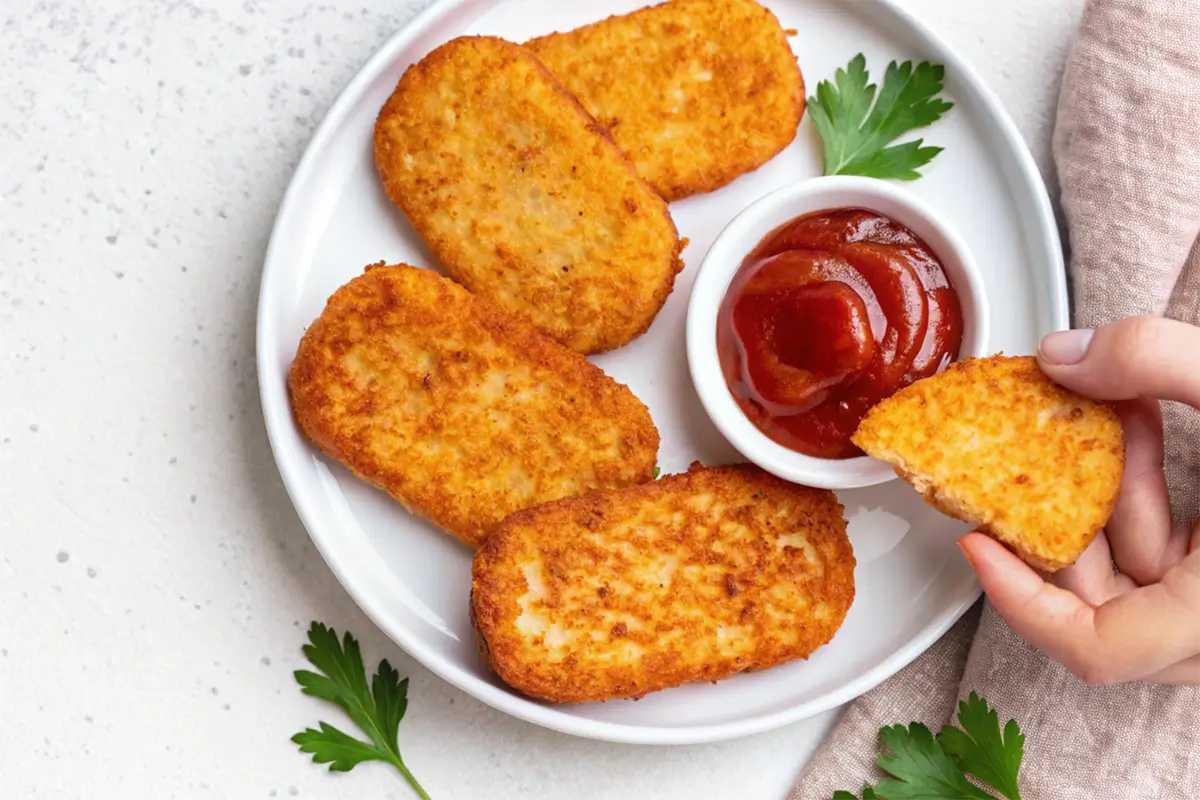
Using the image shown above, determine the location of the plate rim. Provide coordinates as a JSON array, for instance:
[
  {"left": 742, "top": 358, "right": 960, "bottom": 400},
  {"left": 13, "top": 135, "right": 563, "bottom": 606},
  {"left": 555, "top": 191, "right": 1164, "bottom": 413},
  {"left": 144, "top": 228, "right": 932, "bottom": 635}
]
[{"left": 255, "top": 0, "right": 1067, "bottom": 745}]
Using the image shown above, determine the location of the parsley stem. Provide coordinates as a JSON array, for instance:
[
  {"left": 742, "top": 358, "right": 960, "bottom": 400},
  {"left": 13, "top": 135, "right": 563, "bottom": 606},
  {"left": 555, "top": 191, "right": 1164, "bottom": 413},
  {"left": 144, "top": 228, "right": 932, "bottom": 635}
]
[{"left": 393, "top": 757, "right": 432, "bottom": 800}]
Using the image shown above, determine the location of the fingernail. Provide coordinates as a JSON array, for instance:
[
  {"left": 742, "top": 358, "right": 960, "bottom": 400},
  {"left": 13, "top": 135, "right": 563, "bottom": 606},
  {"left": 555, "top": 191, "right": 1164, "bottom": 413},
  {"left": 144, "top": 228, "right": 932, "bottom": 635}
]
[
  {"left": 957, "top": 539, "right": 976, "bottom": 569},
  {"left": 1039, "top": 329, "right": 1094, "bottom": 365}
]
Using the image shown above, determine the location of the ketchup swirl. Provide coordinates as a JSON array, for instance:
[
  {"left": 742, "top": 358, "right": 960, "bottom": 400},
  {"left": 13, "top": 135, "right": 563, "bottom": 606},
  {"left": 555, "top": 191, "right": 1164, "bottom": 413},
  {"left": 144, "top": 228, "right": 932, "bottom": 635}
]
[{"left": 717, "top": 208, "right": 963, "bottom": 459}]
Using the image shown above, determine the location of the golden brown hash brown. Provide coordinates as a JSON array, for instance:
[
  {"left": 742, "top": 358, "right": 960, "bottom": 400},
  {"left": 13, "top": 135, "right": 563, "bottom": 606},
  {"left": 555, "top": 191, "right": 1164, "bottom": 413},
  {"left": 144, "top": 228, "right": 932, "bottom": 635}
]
[
  {"left": 288, "top": 265, "right": 659, "bottom": 549},
  {"left": 852, "top": 356, "right": 1124, "bottom": 572},
  {"left": 471, "top": 463, "right": 854, "bottom": 702},
  {"left": 526, "top": 0, "right": 805, "bottom": 201},
  {"left": 374, "top": 36, "right": 684, "bottom": 355}
]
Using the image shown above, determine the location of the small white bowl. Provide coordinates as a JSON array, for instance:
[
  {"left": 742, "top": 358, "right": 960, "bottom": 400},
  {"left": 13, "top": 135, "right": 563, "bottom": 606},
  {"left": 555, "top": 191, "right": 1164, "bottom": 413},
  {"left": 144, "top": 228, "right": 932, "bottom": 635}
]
[{"left": 686, "top": 175, "right": 991, "bottom": 490}]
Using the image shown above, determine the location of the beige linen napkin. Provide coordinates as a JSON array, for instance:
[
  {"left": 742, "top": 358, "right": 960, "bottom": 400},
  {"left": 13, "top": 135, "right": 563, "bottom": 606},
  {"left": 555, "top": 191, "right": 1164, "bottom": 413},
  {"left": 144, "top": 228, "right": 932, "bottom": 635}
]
[{"left": 791, "top": 1, "right": 1200, "bottom": 797}]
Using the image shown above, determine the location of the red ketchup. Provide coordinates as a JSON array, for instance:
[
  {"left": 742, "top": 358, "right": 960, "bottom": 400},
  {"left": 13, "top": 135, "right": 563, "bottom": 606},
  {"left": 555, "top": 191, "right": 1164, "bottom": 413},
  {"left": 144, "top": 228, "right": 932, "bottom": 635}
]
[{"left": 717, "top": 208, "right": 963, "bottom": 459}]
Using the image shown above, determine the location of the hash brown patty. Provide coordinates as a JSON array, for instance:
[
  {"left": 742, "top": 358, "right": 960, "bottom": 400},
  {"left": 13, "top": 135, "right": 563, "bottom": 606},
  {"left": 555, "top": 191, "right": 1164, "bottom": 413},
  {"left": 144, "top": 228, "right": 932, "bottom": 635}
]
[
  {"left": 374, "top": 36, "right": 684, "bottom": 354},
  {"left": 288, "top": 264, "right": 659, "bottom": 548},
  {"left": 852, "top": 356, "right": 1124, "bottom": 572},
  {"left": 471, "top": 463, "right": 854, "bottom": 702},
  {"left": 527, "top": 0, "right": 805, "bottom": 201}
]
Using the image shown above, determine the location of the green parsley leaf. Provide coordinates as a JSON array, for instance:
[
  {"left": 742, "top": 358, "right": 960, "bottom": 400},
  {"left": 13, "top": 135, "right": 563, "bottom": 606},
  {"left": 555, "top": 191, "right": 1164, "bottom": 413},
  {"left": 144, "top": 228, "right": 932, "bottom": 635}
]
[
  {"left": 653, "top": 466, "right": 662, "bottom": 479},
  {"left": 834, "top": 788, "right": 880, "bottom": 800},
  {"left": 833, "top": 694, "right": 1026, "bottom": 800},
  {"left": 875, "top": 722, "right": 994, "bottom": 799},
  {"left": 294, "top": 722, "right": 388, "bottom": 771},
  {"left": 807, "top": 53, "right": 953, "bottom": 180},
  {"left": 292, "top": 622, "right": 431, "bottom": 800},
  {"left": 938, "top": 693, "right": 1024, "bottom": 800}
]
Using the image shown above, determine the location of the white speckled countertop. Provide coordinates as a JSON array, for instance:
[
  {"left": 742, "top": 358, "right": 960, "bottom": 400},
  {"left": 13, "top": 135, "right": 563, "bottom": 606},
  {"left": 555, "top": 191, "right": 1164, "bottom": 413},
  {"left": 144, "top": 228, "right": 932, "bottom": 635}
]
[{"left": 0, "top": 1, "right": 1082, "bottom": 797}]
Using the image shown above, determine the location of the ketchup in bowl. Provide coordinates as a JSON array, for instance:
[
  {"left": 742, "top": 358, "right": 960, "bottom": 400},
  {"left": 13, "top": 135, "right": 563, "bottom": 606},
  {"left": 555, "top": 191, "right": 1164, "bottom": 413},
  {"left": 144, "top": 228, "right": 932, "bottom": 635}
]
[{"left": 717, "top": 208, "right": 963, "bottom": 459}]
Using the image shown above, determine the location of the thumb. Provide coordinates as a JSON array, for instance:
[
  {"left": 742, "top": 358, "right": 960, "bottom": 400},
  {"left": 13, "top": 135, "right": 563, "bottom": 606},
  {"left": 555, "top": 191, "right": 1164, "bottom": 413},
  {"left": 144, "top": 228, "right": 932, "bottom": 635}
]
[{"left": 1037, "top": 316, "right": 1200, "bottom": 407}]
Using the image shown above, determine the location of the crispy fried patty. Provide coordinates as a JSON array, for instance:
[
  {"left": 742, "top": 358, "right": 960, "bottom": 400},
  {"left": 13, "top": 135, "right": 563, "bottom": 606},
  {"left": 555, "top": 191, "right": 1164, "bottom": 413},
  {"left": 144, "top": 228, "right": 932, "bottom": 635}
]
[
  {"left": 853, "top": 355, "right": 1124, "bottom": 571},
  {"left": 471, "top": 463, "right": 854, "bottom": 702},
  {"left": 288, "top": 264, "right": 659, "bottom": 548},
  {"left": 374, "top": 36, "right": 684, "bottom": 354},
  {"left": 527, "top": 0, "right": 805, "bottom": 201}
]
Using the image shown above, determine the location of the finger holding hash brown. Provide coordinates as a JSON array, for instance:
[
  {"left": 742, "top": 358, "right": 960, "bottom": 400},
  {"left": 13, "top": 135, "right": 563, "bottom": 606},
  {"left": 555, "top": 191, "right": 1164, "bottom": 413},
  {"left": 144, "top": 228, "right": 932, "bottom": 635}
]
[
  {"left": 374, "top": 36, "right": 684, "bottom": 354},
  {"left": 471, "top": 464, "right": 854, "bottom": 702},
  {"left": 527, "top": 0, "right": 805, "bottom": 201},
  {"left": 288, "top": 265, "right": 659, "bottom": 548},
  {"left": 852, "top": 355, "right": 1124, "bottom": 572}
]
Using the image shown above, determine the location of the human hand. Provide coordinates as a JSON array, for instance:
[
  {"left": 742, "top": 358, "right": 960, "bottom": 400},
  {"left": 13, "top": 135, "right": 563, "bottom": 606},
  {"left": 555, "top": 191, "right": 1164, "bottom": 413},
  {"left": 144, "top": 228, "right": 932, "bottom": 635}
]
[{"left": 959, "top": 316, "right": 1200, "bottom": 685}]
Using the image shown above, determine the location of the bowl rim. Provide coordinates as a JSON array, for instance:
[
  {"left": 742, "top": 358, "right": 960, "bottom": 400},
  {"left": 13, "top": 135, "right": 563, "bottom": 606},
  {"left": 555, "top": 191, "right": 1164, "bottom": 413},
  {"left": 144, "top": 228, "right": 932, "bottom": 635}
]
[{"left": 686, "top": 175, "right": 992, "bottom": 491}]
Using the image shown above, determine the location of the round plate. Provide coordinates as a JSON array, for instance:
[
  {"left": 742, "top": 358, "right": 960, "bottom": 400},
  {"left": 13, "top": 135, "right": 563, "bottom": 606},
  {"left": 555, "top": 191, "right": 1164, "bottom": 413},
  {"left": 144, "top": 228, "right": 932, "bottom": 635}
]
[{"left": 257, "top": 0, "right": 1065, "bottom": 745}]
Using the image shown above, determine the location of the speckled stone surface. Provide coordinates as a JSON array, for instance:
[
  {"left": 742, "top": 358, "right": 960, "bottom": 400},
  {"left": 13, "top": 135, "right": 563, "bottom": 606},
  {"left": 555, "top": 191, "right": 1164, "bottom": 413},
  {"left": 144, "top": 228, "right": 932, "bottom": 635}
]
[{"left": 0, "top": 1, "right": 1083, "bottom": 797}]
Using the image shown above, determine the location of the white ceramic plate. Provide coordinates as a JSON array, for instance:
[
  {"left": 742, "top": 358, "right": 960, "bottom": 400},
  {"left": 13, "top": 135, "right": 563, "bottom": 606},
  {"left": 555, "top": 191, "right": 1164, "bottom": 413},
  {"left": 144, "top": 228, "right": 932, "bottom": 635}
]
[{"left": 257, "top": 0, "right": 1066, "bottom": 744}]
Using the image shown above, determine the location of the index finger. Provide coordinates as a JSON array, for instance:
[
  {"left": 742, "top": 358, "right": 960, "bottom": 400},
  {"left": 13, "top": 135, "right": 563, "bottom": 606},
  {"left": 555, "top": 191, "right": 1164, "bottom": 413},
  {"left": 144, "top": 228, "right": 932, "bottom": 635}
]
[
  {"left": 960, "top": 532, "right": 1200, "bottom": 685},
  {"left": 1037, "top": 316, "right": 1200, "bottom": 408}
]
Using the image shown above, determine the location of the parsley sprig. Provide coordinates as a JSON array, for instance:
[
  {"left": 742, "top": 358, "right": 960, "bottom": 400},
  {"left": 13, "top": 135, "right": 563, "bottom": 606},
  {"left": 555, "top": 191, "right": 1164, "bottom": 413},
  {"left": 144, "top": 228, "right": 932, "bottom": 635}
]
[
  {"left": 835, "top": 693, "right": 1024, "bottom": 800},
  {"left": 292, "top": 622, "right": 431, "bottom": 799},
  {"left": 808, "top": 53, "right": 953, "bottom": 180}
]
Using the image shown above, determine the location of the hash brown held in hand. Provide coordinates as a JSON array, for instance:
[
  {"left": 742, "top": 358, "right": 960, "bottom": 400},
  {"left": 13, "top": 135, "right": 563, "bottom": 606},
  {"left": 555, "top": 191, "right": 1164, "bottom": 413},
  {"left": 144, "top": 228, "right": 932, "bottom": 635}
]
[
  {"left": 471, "top": 463, "right": 854, "bottom": 702},
  {"left": 374, "top": 36, "right": 684, "bottom": 354},
  {"left": 527, "top": 0, "right": 805, "bottom": 201},
  {"left": 852, "top": 356, "right": 1124, "bottom": 572},
  {"left": 288, "top": 264, "right": 659, "bottom": 548}
]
